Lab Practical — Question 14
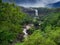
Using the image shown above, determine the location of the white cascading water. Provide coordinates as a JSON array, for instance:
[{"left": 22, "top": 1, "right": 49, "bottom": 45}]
[
  {"left": 35, "top": 9, "right": 38, "bottom": 16},
  {"left": 30, "top": 8, "right": 38, "bottom": 16},
  {"left": 23, "top": 25, "right": 31, "bottom": 38},
  {"left": 23, "top": 28, "right": 28, "bottom": 38}
]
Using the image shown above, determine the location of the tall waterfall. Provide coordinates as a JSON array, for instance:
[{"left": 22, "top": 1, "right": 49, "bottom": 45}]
[
  {"left": 30, "top": 8, "right": 38, "bottom": 16},
  {"left": 35, "top": 9, "right": 38, "bottom": 16}
]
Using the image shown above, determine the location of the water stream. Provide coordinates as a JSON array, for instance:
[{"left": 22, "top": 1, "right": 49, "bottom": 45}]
[
  {"left": 23, "top": 25, "right": 31, "bottom": 38},
  {"left": 23, "top": 9, "right": 38, "bottom": 38}
]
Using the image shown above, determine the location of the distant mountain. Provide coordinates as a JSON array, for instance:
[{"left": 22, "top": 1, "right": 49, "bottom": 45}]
[{"left": 48, "top": 2, "right": 60, "bottom": 8}]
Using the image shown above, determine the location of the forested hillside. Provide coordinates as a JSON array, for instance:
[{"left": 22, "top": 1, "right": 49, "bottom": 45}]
[
  {"left": 0, "top": 1, "right": 32, "bottom": 45},
  {"left": 16, "top": 11, "right": 60, "bottom": 45},
  {"left": 0, "top": 0, "right": 60, "bottom": 45}
]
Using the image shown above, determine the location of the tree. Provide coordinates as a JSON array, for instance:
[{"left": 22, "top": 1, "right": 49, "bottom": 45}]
[
  {"left": 16, "top": 30, "right": 56, "bottom": 45},
  {"left": 15, "top": 11, "right": 60, "bottom": 45},
  {"left": 0, "top": 3, "right": 30, "bottom": 45},
  {"left": 0, "top": 0, "right": 2, "bottom": 3}
]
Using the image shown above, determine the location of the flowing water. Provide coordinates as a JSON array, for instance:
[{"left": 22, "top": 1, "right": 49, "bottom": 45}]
[
  {"left": 35, "top": 9, "right": 38, "bottom": 16},
  {"left": 23, "top": 9, "right": 38, "bottom": 38},
  {"left": 23, "top": 25, "right": 31, "bottom": 38}
]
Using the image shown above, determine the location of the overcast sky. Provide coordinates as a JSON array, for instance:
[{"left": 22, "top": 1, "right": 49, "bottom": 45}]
[{"left": 3, "top": 0, "right": 60, "bottom": 7}]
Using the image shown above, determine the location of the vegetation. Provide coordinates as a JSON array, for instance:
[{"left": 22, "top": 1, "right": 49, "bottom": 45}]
[
  {"left": 15, "top": 12, "right": 60, "bottom": 45},
  {"left": 0, "top": 2, "right": 32, "bottom": 45},
  {"left": 0, "top": 0, "right": 2, "bottom": 3},
  {"left": 0, "top": 0, "right": 60, "bottom": 45}
]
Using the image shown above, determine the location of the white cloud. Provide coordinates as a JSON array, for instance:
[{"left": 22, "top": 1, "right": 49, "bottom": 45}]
[{"left": 18, "top": 0, "right": 60, "bottom": 7}]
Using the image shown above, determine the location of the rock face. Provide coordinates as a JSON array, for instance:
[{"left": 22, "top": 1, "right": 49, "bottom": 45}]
[{"left": 21, "top": 7, "right": 56, "bottom": 17}]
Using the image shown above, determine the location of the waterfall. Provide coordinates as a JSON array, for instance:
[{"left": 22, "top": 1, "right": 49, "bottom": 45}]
[
  {"left": 30, "top": 8, "right": 38, "bottom": 16},
  {"left": 33, "top": 9, "right": 39, "bottom": 20},
  {"left": 35, "top": 9, "right": 38, "bottom": 16}
]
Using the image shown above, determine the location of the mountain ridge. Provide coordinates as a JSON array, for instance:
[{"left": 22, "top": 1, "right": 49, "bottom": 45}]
[{"left": 48, "top": 1, "right": 60, "bottom": 8}]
